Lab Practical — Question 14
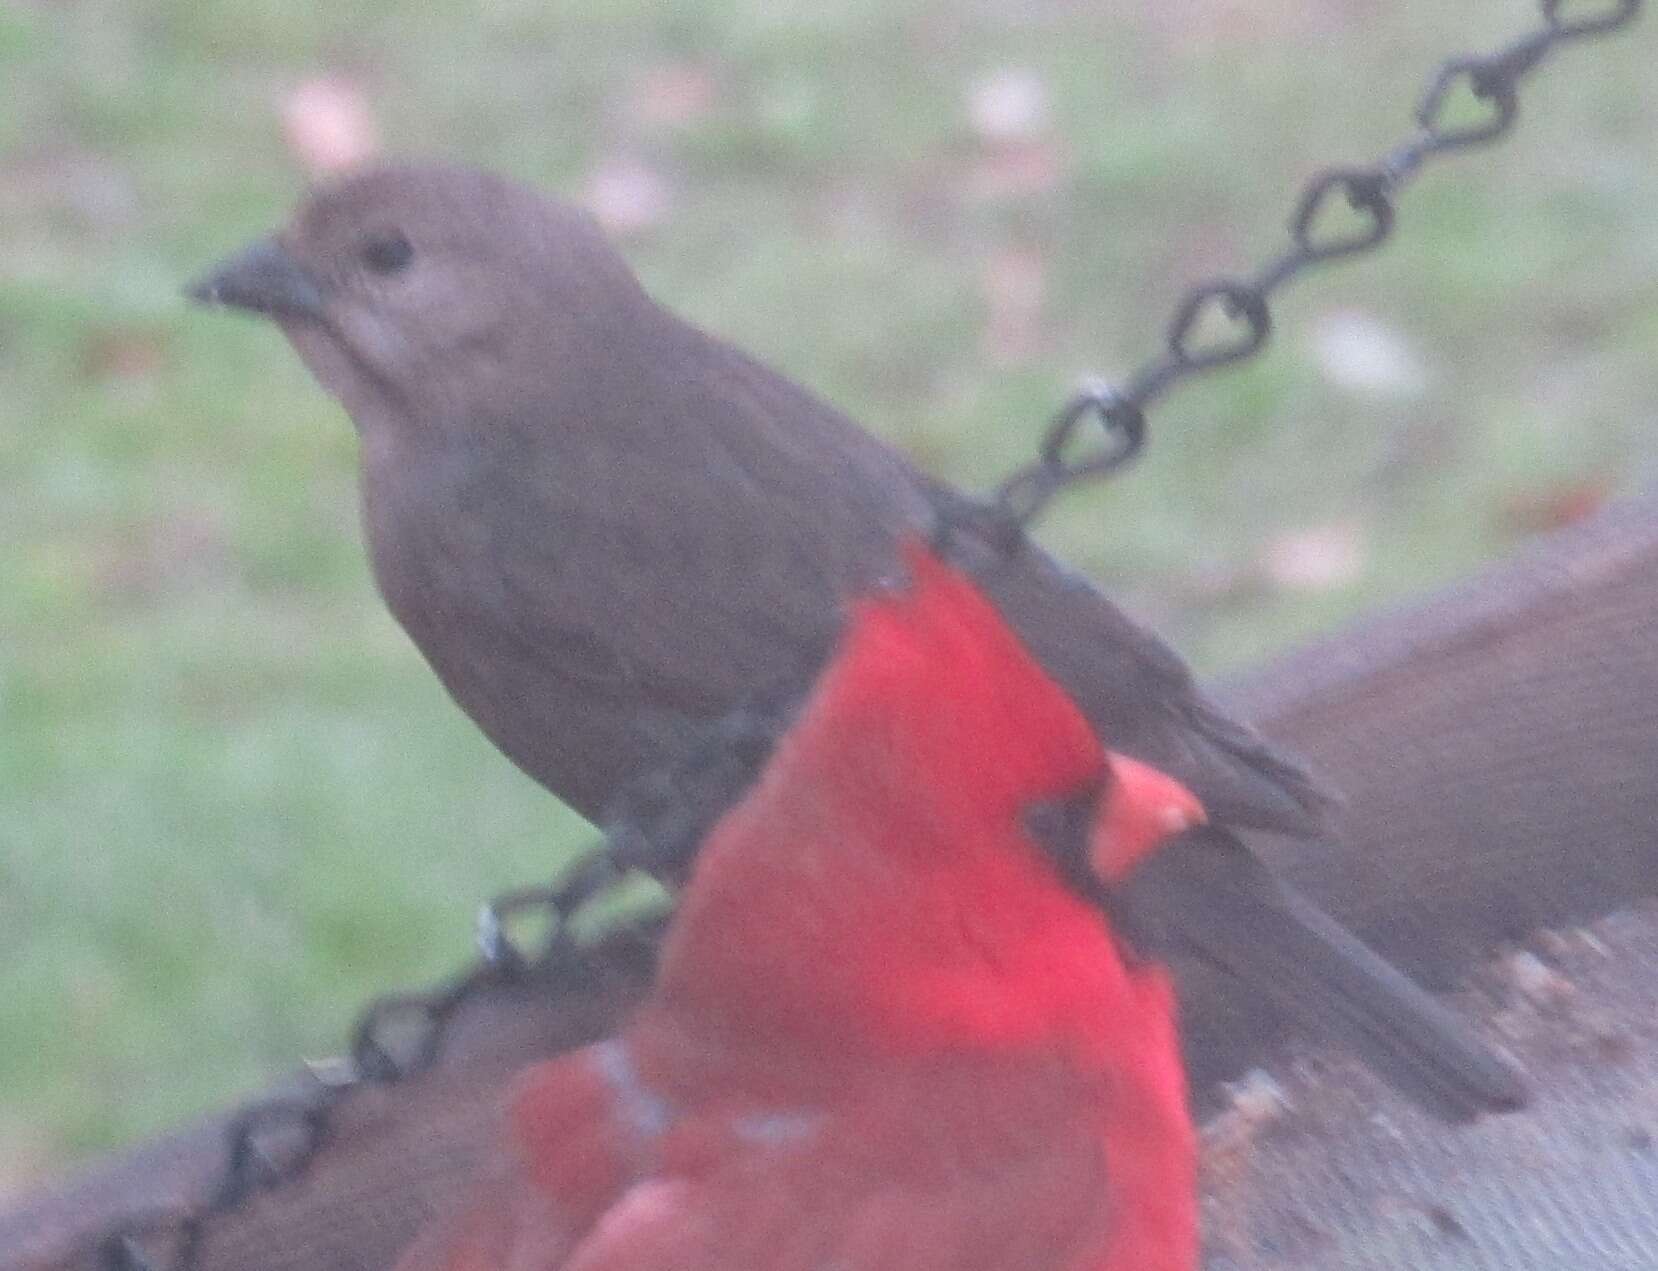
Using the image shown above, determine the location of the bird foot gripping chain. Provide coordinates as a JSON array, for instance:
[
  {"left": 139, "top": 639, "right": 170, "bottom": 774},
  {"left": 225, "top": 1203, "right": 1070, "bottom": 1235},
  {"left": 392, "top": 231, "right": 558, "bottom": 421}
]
[{"left": 600, "top": 702, "right": 792, "bottom": 883}]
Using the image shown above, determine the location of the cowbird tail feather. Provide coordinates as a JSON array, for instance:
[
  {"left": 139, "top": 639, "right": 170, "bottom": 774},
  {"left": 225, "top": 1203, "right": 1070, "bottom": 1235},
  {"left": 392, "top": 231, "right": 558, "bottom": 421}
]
[{"left": 1113, "top": 825, "right": 1528, "bottom": 1121}]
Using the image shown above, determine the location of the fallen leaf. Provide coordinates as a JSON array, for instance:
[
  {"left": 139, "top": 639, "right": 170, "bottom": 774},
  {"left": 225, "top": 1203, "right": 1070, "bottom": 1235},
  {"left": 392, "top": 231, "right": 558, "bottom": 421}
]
[
  {"left": 1310, "top": 309, "right": 1427, "bottom": 399},
  {"left": 82, "top": 328, "right": 166, "bottom": 383},
  {"left": 962, "top": 139, "right": 1066, "bottom": 202},
  {"left": 1501, "top": 478, "right": 1610, "bottom": 535},
  {"left": 966, "top": 68, "right": 1051, "bottom": 145},
  {"left": 979, "top": 244, "right": 1047, "bottom": 365},
  {"left": 93, "top": 510, "right": 233, "bottom": 605},
  {"left": 282, "top": 78, "right": 381, "bottom": 178},
  {"left": 630, "top": 62, "right": 719, "bottom": 131},
  {"left": 1261, "top": 521, "right": 1367, "bottom": 591},
  {"left": 583, "top": 157, "right": 672, "bottom": 238}
]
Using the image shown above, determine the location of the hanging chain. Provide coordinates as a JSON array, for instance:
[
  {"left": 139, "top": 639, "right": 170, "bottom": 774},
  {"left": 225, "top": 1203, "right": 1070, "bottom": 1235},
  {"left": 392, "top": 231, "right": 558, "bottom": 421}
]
[
  {"left": 87, "top": 851, "right": 665, "bottom": 1271},
  {"left": 983, "top": 0, "right": 1643, "bottom": 543},
  {"left": 72, "top": 2, "right": 1641, "bottom": 1267}
]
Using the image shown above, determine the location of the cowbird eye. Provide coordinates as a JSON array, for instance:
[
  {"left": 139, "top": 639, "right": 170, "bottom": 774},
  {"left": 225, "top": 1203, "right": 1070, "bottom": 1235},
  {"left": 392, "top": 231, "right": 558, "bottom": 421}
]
[{"left": 360, "top": 232, "right": 414, "bottom": 275}]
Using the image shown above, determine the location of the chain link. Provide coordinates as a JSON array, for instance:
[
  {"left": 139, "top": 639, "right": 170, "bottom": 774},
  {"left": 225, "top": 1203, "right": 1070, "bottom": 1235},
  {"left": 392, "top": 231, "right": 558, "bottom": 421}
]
[
  {"left": 978, "top": 0, "right": 1642, "bottom": 541},
  {"left": 77, "top": 2, "right": 1640, "bottom": 1266},
  {"left": 87, "top": 852, "right": 658, "bottom": 1271}
]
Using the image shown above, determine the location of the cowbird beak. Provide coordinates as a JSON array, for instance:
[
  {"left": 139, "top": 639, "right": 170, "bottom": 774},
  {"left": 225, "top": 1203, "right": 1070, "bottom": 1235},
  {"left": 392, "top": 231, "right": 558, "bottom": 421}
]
[{"left": 185, "top": 238, "right": 327, "bottom": 320}]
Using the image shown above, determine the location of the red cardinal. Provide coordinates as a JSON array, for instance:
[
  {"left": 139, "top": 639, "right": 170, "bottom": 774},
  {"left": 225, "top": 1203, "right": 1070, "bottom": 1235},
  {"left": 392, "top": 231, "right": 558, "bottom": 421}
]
[{"left": 396, "top": 541, "right": 1206, "bottom": 1271}]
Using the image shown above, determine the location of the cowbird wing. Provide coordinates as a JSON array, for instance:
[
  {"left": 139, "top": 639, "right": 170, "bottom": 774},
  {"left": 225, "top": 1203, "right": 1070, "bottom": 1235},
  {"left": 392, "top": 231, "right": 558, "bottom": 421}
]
[
  {"left": 939, "top": 507, "right": 1336, "bottom": 835},
  {"left": 468, "top": 315, "right": 1332, "bottom": 837},
  {"left": 470, "top": 441, "right": 850, "bottom": 714},
  {"left": 1109, "top": 826, "right": 1528, "bottom": 1120},
  {"left": 679, "top": 330, "right": 1336, "bottom": 835}
]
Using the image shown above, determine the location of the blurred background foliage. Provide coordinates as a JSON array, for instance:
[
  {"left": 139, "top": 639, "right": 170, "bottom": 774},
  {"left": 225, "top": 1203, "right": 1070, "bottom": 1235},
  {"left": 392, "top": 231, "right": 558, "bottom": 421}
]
[{"left": 1, "top": 0, "right": 1653, "bottom": 1190}]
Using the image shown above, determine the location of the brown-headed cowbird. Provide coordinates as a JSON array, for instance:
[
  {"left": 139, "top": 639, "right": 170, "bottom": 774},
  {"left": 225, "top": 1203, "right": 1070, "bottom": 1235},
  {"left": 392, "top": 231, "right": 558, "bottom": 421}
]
[{"left": 188, "top": 164, "right": 1524, "bottom": 1119}]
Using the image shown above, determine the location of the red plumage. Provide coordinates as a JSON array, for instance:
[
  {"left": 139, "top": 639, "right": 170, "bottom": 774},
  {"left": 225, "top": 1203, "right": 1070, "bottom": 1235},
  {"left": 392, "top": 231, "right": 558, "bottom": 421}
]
[{"left": 396, "top": 542, "right": 1205, "bottom": 1271}]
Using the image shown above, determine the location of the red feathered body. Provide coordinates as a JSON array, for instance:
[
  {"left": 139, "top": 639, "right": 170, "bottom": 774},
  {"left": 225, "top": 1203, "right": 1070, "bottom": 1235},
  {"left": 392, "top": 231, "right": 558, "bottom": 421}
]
[{"left": 396, "top": 544, "right": 1201, "bottom": 1271}]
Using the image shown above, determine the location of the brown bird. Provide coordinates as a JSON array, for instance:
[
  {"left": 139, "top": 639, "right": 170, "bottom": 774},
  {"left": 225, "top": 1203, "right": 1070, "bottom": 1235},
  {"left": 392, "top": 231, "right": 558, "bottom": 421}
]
[{"left": 188, "top": 163, "right": 1524, "bottom": 1120}]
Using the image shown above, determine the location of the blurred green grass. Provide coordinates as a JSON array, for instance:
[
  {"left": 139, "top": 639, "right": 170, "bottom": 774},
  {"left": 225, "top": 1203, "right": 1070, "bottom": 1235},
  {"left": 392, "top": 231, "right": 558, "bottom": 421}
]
[{"left": 2, "top": 0, "right": 1653, "bottom": 1187}]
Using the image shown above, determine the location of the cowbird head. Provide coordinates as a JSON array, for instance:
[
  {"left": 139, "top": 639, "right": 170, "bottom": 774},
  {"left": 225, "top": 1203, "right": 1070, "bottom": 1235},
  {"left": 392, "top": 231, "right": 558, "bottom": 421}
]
[{"left": 187, "top": 164, "right": 647, "bottom": 437}]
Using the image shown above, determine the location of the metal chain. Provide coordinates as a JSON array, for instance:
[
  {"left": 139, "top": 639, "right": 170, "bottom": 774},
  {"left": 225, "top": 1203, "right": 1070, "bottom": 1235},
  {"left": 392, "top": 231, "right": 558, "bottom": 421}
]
[
  {"left": 980, "top": 0, "right": 1643, "bottom": 545},
  {"left": 88, "top": 850, "right": 662, "bottom": 1271},
  {"left": 77, "top": 2, "right": 1641, "bottom": 1266}
]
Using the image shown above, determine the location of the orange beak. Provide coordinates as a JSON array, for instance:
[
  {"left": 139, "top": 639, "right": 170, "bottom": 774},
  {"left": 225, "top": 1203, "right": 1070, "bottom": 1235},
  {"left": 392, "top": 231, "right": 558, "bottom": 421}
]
[{"left": 1090, "top": 752, "right": 1207, "bottom": 885}]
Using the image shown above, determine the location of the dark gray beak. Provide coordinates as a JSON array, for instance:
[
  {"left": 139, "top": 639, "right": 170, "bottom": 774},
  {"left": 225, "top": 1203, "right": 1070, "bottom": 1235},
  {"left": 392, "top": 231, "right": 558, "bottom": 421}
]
[{"left": 185, "top": 238, "right": 327, "bottom": 320}]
